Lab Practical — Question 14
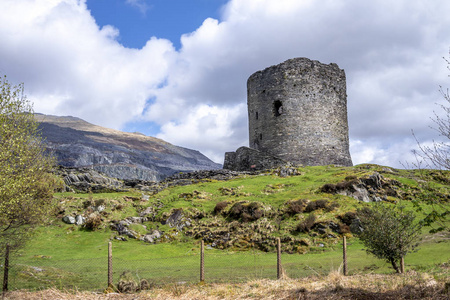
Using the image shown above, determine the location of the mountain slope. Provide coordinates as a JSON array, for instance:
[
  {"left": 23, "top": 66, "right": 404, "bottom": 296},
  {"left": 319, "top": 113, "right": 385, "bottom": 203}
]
[{"left": 36, "top": 114, "right": 221, "bottom": 181}]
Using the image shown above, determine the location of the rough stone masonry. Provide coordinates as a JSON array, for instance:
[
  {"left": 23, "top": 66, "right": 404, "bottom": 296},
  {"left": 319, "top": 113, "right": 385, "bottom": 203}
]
[{"left": 224, "top": 57, "right": 353, "bottom": 171}]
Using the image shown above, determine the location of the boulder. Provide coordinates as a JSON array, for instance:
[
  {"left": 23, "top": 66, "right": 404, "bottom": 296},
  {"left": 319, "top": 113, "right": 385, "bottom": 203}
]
[
  {"left": 75, "top": 215, "right": 85, "bottom": 225},
  {"left": 62, "top": 216, "right": 76, "bottom": 224},
  {"left": 150, "top": 230, "right": 161, "bottom": 239},
  {"left": 142, "top": 235, "right": 154, "bottom": 243},
  {"left": 127, "top": 217, "right": 144, "bottom": 224},
  {"left": 139, "top": 207, "right": 154, "bottom": 218},
  {"left": 141, "top": 230, "right": 161, "bottom": 243},
  {"left": 95, "top": 205, "right": 106, "bottom": 212}
]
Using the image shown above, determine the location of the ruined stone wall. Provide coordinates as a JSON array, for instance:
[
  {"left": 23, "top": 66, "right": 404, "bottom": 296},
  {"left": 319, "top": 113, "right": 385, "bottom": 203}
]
[
  {"left": 247, "top": 57, "right": 352, "bottom": 166},
  {"left": 223, "top": 146, "right": 289, "bottom": 171}
]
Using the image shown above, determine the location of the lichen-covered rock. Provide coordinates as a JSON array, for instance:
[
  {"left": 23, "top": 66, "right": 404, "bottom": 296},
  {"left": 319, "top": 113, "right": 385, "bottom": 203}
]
[
  {"left": 62, "top": 216, "right": 75, "bottom": 224},
  {"left": 164, "top": 209, "right": 192, "bottom": 231},
  {"left": 75, "top": 215, "right": 85, "bottom": 225},
  {"left": 320, "top": 172, "right": 402, "bottom": 202}
]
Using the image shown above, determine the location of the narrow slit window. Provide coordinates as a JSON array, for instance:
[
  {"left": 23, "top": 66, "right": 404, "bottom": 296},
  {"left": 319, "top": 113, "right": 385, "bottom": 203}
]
[
  {"left": 255, "top": 112, "right": 259, "bottom": 120},
  {"left": 259, "top": 133, "right": 262, "bottom": 140}
]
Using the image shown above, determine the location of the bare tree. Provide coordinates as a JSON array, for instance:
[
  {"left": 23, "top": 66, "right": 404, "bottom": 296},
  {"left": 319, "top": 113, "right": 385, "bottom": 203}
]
[
  {"left": 410, "top": 51, "right": 450, "bottom": 233},
  {"left": 413, "top": 52, "right": 449, "bottom": 170}
]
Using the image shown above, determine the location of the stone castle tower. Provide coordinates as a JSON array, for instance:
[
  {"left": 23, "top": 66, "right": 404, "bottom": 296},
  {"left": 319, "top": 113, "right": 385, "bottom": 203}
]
[{"left": 224, "top": 57, "right": 352, "bottom": 170}]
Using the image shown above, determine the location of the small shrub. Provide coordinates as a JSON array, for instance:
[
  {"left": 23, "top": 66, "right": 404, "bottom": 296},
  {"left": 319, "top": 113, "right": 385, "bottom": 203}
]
[
  {"left": 296, "top": 213, "right": 316, "bottom": 233},
  {"left": 356, "top": 204, "right": 422, "bottom": 273},
  {"left": 241, "top": 212, "right": 252, "bottom": 222},
  {"left": 214, "top": 201, "right": 229, "bottom": 215},
  {"left": 338, "top": 211, "right": 357, "bottom": 226},
  {"left": 84, "top": 213, "right": 102, "bottom": 230},
  {"left": 305, "top": 199, "right": 329, "bottom": 213},
  {"left": 339, "top": 223, "right": 351, "bottom": 234},
  {"left": 385, "top": 187, "right": 399, "bottom": 197},
  {"left": 285, "top": 199, "right": 307, "bottom": 215},
  {"left": 94, "top": 198, "right": 106, "bottom": 207},
  {"left": 185, "top": 207, "right": 205, "bottom": 219},
  {"left": 178, "top": 192, "right": 193, "bottom": 199},
  {"left": 139, "top": 279, "right": 152, "bottom": 291},
  {"left": 325, "top": 201, "right": 340, "bottom": 212},
  {"left": 117, "top": 271, "right": 138, "bottom": 293},
  {"left": 320, "top": 183, "right": 336, "bottom": 193},
  {"left": 304, "top": 201, "right": 317, "bottom": 213},
  {"left": 315, "top": 199, "right": 329, "bottom": 209},
  {"left": 228, "top": 202, "right": 264, "bottom": 222},
  {"left": 336, "top": 180, "right": 358, "bottom": 192},
  {"left": 229, "top": 202, "right": 244, "bottom": 219},
  {"left": 82, "top": 200, "right": 93, "bottom": 209}
]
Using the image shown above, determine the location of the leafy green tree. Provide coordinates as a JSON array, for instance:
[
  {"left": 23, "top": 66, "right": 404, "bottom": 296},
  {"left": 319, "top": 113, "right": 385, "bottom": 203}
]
[
  {"left": 356, "top": 203, "right": 422, "bottom": 273},
  {"left": 0, "top": 75, "right": 57, "bottom": 253}
]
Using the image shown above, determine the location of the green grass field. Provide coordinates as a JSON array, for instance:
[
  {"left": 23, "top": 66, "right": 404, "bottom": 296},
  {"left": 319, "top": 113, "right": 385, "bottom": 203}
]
[
  {"left": 3, "top": 165, "right": 449, "bottom": 291},
  {"left": 7, "top": 227, "right": 449, "bottom": 291}
]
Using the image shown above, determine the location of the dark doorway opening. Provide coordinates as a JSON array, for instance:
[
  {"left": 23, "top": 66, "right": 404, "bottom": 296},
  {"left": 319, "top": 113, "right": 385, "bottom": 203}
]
[{"left": 274, "top": 100, "right": 283, "bottom": 117}]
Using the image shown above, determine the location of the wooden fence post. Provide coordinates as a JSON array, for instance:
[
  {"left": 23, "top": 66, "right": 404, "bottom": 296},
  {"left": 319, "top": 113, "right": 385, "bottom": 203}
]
[
  {"left": 2, "top": 244, "right": 9, "bottom": 294},
  {"left": 108, "top": 242, "right": 113, "bottom": 288},
  {"left": 343, "top": 236, "right": 347, "bottom": 276},
  {"left": 200, "top": 240, "right": 205, "bottom": 282},
  {"left": 400, "top": 257, "right": 405, "bottom": 274},
  {"left": 277, "top": 238, "right": 282, "bottom": 279}
]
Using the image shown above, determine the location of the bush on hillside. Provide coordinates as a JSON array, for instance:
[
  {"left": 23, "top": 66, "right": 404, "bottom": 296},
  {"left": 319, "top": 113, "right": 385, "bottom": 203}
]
[
  {"left": 295, "top": 213, "right": 316, "bottom": 233},
  {"left": 84, "top": 213, "right": 102, "bottom": 231},
  {"left": 305, "top": 199, "right": 329, "bottom": 212},
  {"left": 214, "top": 201, "right": 229, "bottom": 215},
  {"left": 284, "top": 199, "right": 308, "bottom": 215}
]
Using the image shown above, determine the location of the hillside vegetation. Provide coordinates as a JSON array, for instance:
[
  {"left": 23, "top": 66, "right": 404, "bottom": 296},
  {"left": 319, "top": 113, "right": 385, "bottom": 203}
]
[
  {"left": 8, "top": 164, "right": 450, "bottom": 292},
  {"left": 52, "top": 164, "right": 449, "bottom": 253}
]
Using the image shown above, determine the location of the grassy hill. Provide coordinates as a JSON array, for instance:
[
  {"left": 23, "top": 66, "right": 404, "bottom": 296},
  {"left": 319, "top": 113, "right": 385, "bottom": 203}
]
[{"left": 8, "top": 164, "right": 450, "bottom": 291}]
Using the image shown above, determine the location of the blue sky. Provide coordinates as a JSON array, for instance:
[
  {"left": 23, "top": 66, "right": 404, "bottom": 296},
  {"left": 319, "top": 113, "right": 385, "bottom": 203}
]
[
  {"left": 86, "top": 0, "right": 229, "bottom": 136},
  {"left": 87, "top": 0, "right": 228, "bottom": 49},
  {"left": 0, "top": 0, "right": 449, "bottom": 166}
]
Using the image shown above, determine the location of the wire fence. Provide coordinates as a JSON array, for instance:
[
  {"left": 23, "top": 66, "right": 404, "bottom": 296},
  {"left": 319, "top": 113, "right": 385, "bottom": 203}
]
[{"left": 0, "top": 237, "right": 417, "bottom": 292}]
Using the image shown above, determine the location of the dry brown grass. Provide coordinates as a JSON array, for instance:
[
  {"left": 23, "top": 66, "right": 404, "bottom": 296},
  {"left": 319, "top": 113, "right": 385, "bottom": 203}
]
[{"left": 3, "top": 271, "right": 449, "bottom": 300}]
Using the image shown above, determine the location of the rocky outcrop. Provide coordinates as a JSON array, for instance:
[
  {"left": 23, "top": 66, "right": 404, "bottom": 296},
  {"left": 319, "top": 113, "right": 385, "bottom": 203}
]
[
  {"left": 123, "top": 169, "right": 262, "bottom": 194},
  {"left": 320, "top": 172, "right": 402, "bottom": 202},
  {"left": 36, "top": 114, "right": 221, "bottom": 181},
  {"left": 55, "top": 166, "right": 263, "bottom": 193},
  {"left": 54, "top": 166, "right": 126, "bottom": 192}
]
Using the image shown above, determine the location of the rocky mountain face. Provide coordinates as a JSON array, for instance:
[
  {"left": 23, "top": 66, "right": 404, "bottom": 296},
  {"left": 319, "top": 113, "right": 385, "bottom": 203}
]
[{"left": 36, "top": 114, "right": 221, "bottom": 181}]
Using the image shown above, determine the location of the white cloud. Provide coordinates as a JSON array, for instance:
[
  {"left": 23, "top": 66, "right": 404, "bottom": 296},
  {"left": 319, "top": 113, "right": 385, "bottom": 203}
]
[
  {"left": 0, "top": 0, "right": 174, "bottom": 129},
  {"left": 149, "top": 0, "right": 450, "bottom": 166},
  {"left": 350, "top": 139, "right": 419, "bottom": 168},
  {"left": 157, "top": 103, "right": 248, "bottom": 163},
  {"left": 125, "top": 0, "right": 151, "bottom": 15},
  {"left": 0, "top": 0, "right": 449, "bottom": 167}
]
